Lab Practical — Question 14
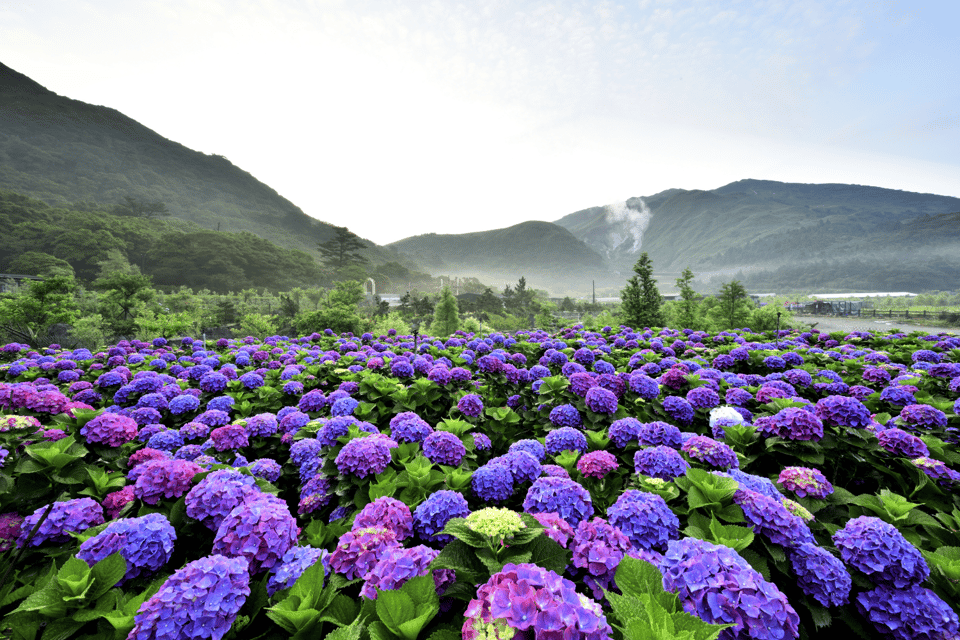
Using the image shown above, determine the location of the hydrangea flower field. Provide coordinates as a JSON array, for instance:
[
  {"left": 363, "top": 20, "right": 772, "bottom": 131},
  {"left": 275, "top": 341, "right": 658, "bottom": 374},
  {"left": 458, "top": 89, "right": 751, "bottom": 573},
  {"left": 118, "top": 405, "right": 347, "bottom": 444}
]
[{"left": 1, "top": 324, "right": 959, "bottom": 640}]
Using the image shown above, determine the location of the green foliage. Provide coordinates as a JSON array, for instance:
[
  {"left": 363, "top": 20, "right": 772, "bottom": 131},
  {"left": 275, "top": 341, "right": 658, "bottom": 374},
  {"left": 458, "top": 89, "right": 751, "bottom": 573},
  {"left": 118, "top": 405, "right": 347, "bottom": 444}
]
[
  {"left": 0, "top": 274, "right": 78, "bottom": 345},
  {"left": 431, "top": 287, "right": 460, "bottom": 337},
  {"left": 292, "top": 281, "right": 366, "bottom": 335},
  {"left": 621, "top": 252, "right": 665, "bottom": 329},
  {"left": 234, "top": 313, "right": 279, "bottom": 340},
  {"left": 317, "top": 226, "right": 369, "bottom": 273},
  {"left": 675, "top": 267, "right": 701, "bottom": 329},
  {"left": 712, "top": 280, "right": 751, "bottom": 330}
]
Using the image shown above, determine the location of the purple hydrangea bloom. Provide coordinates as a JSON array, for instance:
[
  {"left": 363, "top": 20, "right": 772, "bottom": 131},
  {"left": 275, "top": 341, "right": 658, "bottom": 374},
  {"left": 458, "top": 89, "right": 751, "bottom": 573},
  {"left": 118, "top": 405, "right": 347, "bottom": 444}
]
[
  {"left": 833, "top": 516, "right": 929, "bottom": 588},
  {"left": 195, "top": 409, "right": 231, "bottom": 427},
  {"left": 877, "top": 428, "right": 931, "bottom": 460},
  {"left": 734, "top": 489, "right": 815, "bottom": 549},
  {"left": 634, "top": 445, "right": 690, "bottom": 480},
  {"left": 898, "top": 403, "right": 948, "bottom": 430},
  {"left": 509, "top": 439, "right": 547, "bottom": 462},
  {"left": 522, "top": 476, "right": 594, "bottom": 527},
  {"left": 721, "top": 469, "right": 782, "bottom": 501},
  {"left": 389, "top": 411, "right": 433, "bottom": 443},
  {"left": 457, "top": 393, "right": 484, "bottom": 417},
  {"left": 577, "top": 450, "right": 619, "bottom": 479},
  {"left": 18, "top": 498, "right": 105, "bottom": 548},
  {"left": 660, "top": 537, "right": 800, "bottom": 640},
  {"left": 607, "top": 490, "right": 679, "bottom": 552},
  {"left": 473, "top": 432, "right": 492, "bottom": 451},
  {"left": 910, "top": 457, "right": 960, "bottom": 484},
  {"left": 545, "top": 427, "right": 588, "bottom": 455},
  {"left": 185, "top": 469, "right": 259, "bottom": 530},
  {"left": 335, "top": 435, "right": 397, "bottom": 478},
  {"left": 609, "top": 417, "right": 642, "bottom": 448},
  {"left": 462, "top": 563, "right": 612, "bottom": 640},
  {"left": 414, "top": 490, "right": 471, "bottom": 544},
  {"left": 776, "top": 466, "right": 833, "bottom": 499},
  {"left": 328, "top": 526, "right": 401, "bottom": 580},
  {"left": 788, "top": 543, "right": 851, "bottom": 608},
  {"left": 687, "top": 386, "right": 720, "bottom": 410},
  {"left": 584, "top": 386, "right": 618, "bottom": 414},
  {"left": 637, "top": 421, "right": 683, "bottom": 449},
  {"left": 80, "top": 412, "right": 139, "bottom": 447},
  {"left": 316, "top": 415, "right": 359, "bottom": 447},
  {"left": 814, "top": 395, "right": 872, "bottom": 429},
  {"left": 493, "top": 450, "right": 543, "bottom": 484},
  {"left": 757, "top": 407, "right": 824, "bottom": 441},
  {"left": 880, "top": 385, "right": 917, "bottom": 406},
  {"left": 103, "top": 485, "right": 136, "bottom": 520},
  {"left": 0, "top": 512, "right": 24, "bottom": 553},
  {"left": 359, "top": 545, "right": 443, "bottom": 599},
  {"left": 548, "top": 404, "right": 583, "bottom": 428},
  {"left": 662, "top": 396, "right": 694, "bottom": 425},
  {"left": 146, "top": 429, "right": 183, "bottom": 452},
  {"left": 212, "top": 493, "right": 299, "bottom": 574},
  {"left": 423, "top": 430, "right": 467, "bottom": 466},
  {"left": 266, "top": 546, "right": 328, "bottom": 596},
  {"left": 168, "top": 394, "right": 201, "bottom": 415},
  {"left": 856, "top": 584, "right": 959, "bottom": 640},
  {"left": 134, "top": 459, "right": 204, "bottom": 506},
  {"left": 297, "top": 390, "right": 326, "bottom": 413},
  {"left": 249, "top": 458, "right": 282, "bottom": 482},
  {"left": 128, "top": 554, "right": 250, "bottom": 640},
  {"left": 354, "top": 497, "right": 413, "bottom": 541},
  {"left": 209, "top": 424, "right": 249, "bottom": 451},
  {"left": 571, "top": 517, "right": 633, "bottom": 599},
  {"left": 629, "top": 372, "right": 661, "bottom": 400},
  {"left": 681, "top": 435, "right": 739, "bottom": 470},
  {"left": 77, "top": 513, "right": 176, "bottom": 584},
  {"left": 472, "top": 463, "right": 514, "bottom": 502}
]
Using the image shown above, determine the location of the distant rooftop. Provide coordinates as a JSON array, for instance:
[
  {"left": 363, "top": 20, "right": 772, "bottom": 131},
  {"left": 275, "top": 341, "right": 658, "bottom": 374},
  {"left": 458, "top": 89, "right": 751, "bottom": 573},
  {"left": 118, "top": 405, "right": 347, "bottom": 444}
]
[{"left": 808, "top": 292, "right": 918, "bottom": 299}]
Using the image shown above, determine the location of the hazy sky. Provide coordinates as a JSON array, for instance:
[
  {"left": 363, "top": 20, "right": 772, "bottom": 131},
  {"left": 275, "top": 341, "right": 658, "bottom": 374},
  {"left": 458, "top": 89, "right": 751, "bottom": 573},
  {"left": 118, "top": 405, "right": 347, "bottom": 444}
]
[{"left": 2, "top": 0, "right": 958, "bottom": 245}]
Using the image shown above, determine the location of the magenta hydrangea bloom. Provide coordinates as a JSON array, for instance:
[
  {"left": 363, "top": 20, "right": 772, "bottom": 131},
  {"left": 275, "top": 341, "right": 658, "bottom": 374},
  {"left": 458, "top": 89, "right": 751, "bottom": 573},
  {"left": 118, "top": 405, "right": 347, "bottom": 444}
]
[
  {"left": 335, "top": 434, "right": 397, "bottom": 478},
  {"left": 422, "top": 430, "right": 467, "bottom": 466},
  {"left": 776, "top": 466, "right": 833, "bottom": 499},
  {"left": 80, "top": 412, "right": 139, "bottom": 447},
  {"left": 577, "top": 450, "right": 619, "bottom": 479},
  {"left": 212, "top": 493, "right": 299, "bottom": 575},
  {"left": 607, "top": 490, "right": 679, "bottom": 552},
  {"left": 788, "top": 543, "right": 851, "bottom": 608},
  {"left": 133, "top": 459, "right": 203, "bottom": 506},
  {"left": 531, "top": 512, "right": 575, "bottom": 548},
  {"left": 328, "top": 526, "right": 401, "bottom": 580},
  {"left": 733, "top": 489, "right": 815, "bottom": 549},
  {"left": 856, "top": 584, "right": 959, "bottom": 640},
  {"left": 103, "top": 485, "right": 136, "bottom": 520},
  {"left": 757, "top": 407, "right": 824, "bottom": 441},
  {"left": 185, "top": 469, "right": 259, "bottom": 530},
  {"left": 18, "top": 498, "right": 105, "bottom": 548},
  {"left": 522, "top": 476, "right": 594, "bottom": 527},
  {"left": 209, "top": 423, "right": 249, "bottom": 451},
  {"left": 681, "top": 435, "right": 739, "bottom": 470},
  {"left": 77, "top": 513, "right": 176, "bottom": 584},
  {"left": 0, "top": 512, "right": 25, "bottom": 553},
  {"left": 359, "top": 545, "right": 444, "bottom": 599},
  {"left": 833, "top": 516, "right": 929, "bottom": 588},
  {"left": 354, "top": 496, "right": 414, "bottom": 541},
  {"left": 634, "top": 446, "right": 690, "bottom": 480},
  {"left": 462, "top": 563, "right": 613, "bottom": 640},
  {"left": 814, "top": 395, "right": 872, "bottom": 429},
  {"left": 660, "top": 537, "right": 800, "bottom": 640},
  {"left": 128, "top": 554, "right": 250, "bottom": 640}
]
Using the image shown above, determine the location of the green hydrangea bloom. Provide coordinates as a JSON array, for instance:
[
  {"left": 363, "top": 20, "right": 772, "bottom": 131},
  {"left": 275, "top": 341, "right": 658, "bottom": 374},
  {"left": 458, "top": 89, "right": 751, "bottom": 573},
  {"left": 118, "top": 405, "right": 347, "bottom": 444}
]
[
  {"left": 466, "top": 508, "right": 526, "bottom": 538},
  {"left": 781, "top": 498, "right": 814, "bottom": 522}
]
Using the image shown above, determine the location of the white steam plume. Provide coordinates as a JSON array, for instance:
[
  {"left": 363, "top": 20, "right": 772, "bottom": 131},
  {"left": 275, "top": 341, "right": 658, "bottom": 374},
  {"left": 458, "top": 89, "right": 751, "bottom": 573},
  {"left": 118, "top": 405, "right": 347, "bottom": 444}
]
[{"left": 604, "top": 199, "right": 651, "bottom": 252}]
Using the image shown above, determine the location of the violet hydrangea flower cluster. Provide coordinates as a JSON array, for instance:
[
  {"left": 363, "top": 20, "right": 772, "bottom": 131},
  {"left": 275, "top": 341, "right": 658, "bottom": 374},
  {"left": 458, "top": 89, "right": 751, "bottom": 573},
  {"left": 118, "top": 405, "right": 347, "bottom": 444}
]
[
  {"left": 832, "top": 516, "right": 929, "bottom": 588},
  {"left": 266, "top": 546, "right": 329, "bottom": 596},
  {"left": 462, "top": 563, "right": 613, "bottom": 640},
  {"left": 185, "top": 468, "right": 259, "bottom": 530},
  {"left": 576, "top": 450, "right": 619, "bottom": 478},
  {"left": 681, "top": 435, "right": 739, "bottom": 470},
  {"left": 776, "top": 466, "right": 833, "bottom": 499},
  {"left": 80, "top": 412, "right": 139, "bottom": 447},
  {"left": 128, "top": 554, "right": 250, "bottom": 640},
  {"left": 328, "top": 525, "right": 401, "bottom": 580},
  {"left": 422, "top": 430, "right": 467, "bottom": 466},
  {"left": 855, "top": 583, "right": 960, "bottom": 640},
  {"left": 212, "top": 493, "right": 300, "bottom": 574},
  {"left": 18, "top": 497, "right": 105, "bottom": 548},
  {"left": 787, "top": 542, "right": 851, "bottom": 608},
  {"left": 756, "top": 407, "right": 824, "bottom": 441},
  {"left": 814, "top": 395, "right": 872, "bottom": 428},
  {"left": 523, "top": 476, "right": 594, "bottom": 527},
  {"left": 660, "top": 537, "right": 800, "bottom": 640},
  {"left": 634, "top": 445, "right": 690, "bottom": 480},
  {"left": 334, "top": 434, "right": 397, "bottom": 478},
  {"left": 354, "top": 496, "right": 414, "bottom": 541},
  {"left": 733, "top": 489, "right": 815, "bottom": 549},
  {"left": 358, "top": 544, "right": 443, "bottom": 599},
  {"left": 413, "top": 489, "right": 471, "bottom": 544},
  {"left": 133, "top": 458, "right": 204, "bottom": 505},
  {"left": 607, "top": 489, "right": 679, "bottom": 552},
  {"left": 76, "top": 513, "right": 176, "bottom": 584}
]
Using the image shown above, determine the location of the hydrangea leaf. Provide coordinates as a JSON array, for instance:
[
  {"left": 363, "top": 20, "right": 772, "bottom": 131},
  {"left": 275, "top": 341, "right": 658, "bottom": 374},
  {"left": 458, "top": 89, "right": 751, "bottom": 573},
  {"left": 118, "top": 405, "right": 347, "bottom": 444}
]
[
  {"left": 375, "top": 590, "right": 416, "bottom": 638},
  {"left": 526, "top": 533, "right": 572, "bottom": 576},
  {"left": 88, "top": 552, "right": 127, "bottom": 600}
]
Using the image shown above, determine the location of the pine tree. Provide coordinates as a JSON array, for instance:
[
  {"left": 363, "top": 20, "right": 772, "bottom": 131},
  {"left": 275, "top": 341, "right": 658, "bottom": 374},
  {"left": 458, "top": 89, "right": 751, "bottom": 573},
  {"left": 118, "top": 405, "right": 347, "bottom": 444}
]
[
  {"left": 675, "top": 267, "right": 700, "bottom": 329},
  {"left": 621, "top": 252, "right": 664, "bottom": 328},
  {"left": 432, "top": 286, "right": 460, "bottom": 337},
  {"left": 715, "top": 280, "right": 751, "bottom": 329},
  {"left": 317, "top": 226, "right": 369, "bottom": 270}
]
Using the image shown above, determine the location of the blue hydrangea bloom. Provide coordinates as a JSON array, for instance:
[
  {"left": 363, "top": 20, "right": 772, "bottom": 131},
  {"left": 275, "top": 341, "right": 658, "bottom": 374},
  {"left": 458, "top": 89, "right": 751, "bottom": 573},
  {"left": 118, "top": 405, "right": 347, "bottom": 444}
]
[
  {"left": 833, "top": 516, "right": 930, "bottom": 588},
  {"left": 545, "top": 427, "right": 588, "bottom": 455},
  {"left": 472, "top": 463, "right": 514, "bottom": 503},
  {"left": 522, "top": 476, "right": 594, "bottom": 527},
  {"left": 856, "top": 583, "right": 959, "bottom": 640},
  {"left": 607, "top": 490, "right": 679, "bottom": 552},
  {"left": 633, "top": 446, "right": 690, "bottom": 480},
  {"left": 788, "top": 543, "right": 851, "bottom": 608},
  {"left": 77, "top": 513, "right": 176, "bottom": 584},
  {"left": 413, "top": 490, "right": 471, "bottom": 544}
]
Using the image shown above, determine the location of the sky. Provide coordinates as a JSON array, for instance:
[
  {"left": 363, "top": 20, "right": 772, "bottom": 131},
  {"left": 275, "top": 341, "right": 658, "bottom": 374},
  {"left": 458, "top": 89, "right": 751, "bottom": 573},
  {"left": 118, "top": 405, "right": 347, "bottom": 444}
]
[{"left": 2, "top": 0, "right": 959, "bottom": 245}]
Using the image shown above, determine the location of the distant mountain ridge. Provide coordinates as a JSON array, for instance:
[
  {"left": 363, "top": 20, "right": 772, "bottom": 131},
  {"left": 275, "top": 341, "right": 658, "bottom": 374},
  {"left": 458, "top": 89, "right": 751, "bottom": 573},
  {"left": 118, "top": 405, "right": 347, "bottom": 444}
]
[{"left": 0, "top": 61, "right": 389, "bottom": 263}]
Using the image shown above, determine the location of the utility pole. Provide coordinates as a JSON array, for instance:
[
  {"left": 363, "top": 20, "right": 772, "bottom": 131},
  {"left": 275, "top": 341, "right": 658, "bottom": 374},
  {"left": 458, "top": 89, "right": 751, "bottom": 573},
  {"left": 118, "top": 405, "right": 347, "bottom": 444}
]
[{"left": 592, "top": 281, "right": 596, "bottom": 306}]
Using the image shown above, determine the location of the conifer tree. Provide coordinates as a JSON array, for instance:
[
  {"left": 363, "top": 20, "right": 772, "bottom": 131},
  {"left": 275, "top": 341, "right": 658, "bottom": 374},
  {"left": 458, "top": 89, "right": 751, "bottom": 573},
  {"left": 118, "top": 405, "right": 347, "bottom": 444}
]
[
  {"left": 432, "top": 286, "right": 460, "bottom": 337},
  {"left": 675, "top": 267, "right": 700, "bottom": 329},
  {"left": 621, "top": 252, "right": 664, "bottom": 328},
  {"left": 317, "top": 226, "right": 369, "bottom": 270}
]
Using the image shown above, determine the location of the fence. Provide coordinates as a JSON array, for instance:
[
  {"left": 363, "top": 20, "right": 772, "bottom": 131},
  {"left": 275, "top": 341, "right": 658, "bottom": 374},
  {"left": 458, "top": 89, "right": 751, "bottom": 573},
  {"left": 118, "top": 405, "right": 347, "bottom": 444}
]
[{"left": 795, "top": 308, "right": 960, "bottom": 323}]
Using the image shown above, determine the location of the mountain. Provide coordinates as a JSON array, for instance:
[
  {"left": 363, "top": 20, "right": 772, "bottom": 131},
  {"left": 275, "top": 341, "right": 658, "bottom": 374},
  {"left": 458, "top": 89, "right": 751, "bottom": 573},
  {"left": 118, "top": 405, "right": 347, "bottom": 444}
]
[
  {"left": 386, "top": 221, "right": 609, "bottom": 295},
  {"left": 553, "top": 179, "right": 960, "bottom": 292},
  {"left": 0, "top": 61, "right": 390, "bottom": 262}
]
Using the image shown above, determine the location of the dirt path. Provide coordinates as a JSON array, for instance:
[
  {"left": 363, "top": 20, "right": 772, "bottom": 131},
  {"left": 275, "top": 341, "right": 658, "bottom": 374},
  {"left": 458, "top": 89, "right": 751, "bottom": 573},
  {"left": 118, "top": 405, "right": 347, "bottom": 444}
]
[{"left": 793, "top": 315, "right": 959, "bottom": 336}]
